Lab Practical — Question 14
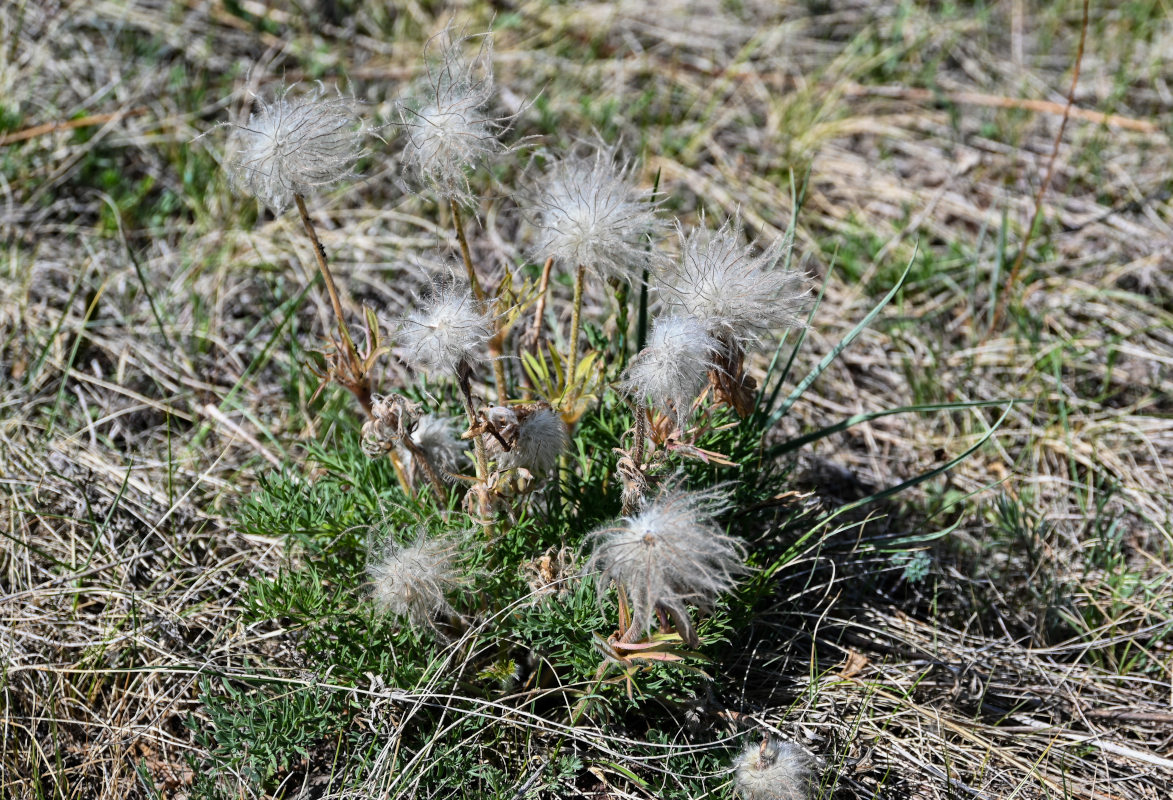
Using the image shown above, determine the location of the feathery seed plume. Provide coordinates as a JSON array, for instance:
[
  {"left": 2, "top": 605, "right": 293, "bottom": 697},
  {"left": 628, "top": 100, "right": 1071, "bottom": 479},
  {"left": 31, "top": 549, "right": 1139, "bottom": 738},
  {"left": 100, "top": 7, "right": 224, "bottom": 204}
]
[
  {"left": 397, "top": 284, "right": 493, "bottom": 375},
  {"left": 587, "top": 485, "right": 747, "bottom": 645},
  {"left": 660, "top": 217, "right": 809, "bottom": 351},
  {"left": 733, "top": 738, "right": 817, "bottom": 800},
  {"left": 398, "top": 28, "right": 502, "bottom": 204},
  {"left": 368, "top": 530, "right": 466, "bottom": 630},
  {"left": 527, "top": 144, "right": 663, "bottom": 282},
  {"left": 620, "top": 315, "right": 718, "bottom": 424},
  {"left": 226, "top": 83, "right": 365, "bottom": 214},
  {"left": 485, "top": 404, "right": 568, "bottom": 475},
  {"left": 406, "top": 413, "right": 468, "bottom": 480}
]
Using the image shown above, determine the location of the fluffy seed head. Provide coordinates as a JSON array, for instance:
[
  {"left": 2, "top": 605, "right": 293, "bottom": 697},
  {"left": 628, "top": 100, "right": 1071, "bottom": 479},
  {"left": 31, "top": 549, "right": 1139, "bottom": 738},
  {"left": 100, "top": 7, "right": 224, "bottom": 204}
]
[
  {"left": 587, "top": 486, "right": 747, "bottom": 644},
  {"left": 368, "top": 530, "right": 465, "bottom": 630},
  {"left": 527, "top": 145, "right": 663, "bottom": 282},
  {"left": 660, "top": 217, "right": 810, "bottom": 350},
  {"left": 397, "top": 284, "right": 493, "bottom": 375},
  {"left": 406, "top": 414, "right": 468, "bottom": 479},
  {"left": 620, "top": 315, "right": 718, "bottom": 424},
  {"left": 398, "top": 29, "right": 502, "bottom": 204},
  {"left": 486, "top": 404, "right": 569, "bottom": 475},
  {"left": 225, "top": 83, "right": 365, "bottom": 213},
  {"left": 733, "top": 738, "right": 816, "bottom": 800}
]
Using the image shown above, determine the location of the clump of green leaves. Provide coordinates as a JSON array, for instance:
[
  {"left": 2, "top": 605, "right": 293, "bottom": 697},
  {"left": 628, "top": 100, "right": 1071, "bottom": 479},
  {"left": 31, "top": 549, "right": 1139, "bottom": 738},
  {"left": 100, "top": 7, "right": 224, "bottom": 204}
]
[{"left": 191, "top": 22, "right": 1001, "bottom": 800}]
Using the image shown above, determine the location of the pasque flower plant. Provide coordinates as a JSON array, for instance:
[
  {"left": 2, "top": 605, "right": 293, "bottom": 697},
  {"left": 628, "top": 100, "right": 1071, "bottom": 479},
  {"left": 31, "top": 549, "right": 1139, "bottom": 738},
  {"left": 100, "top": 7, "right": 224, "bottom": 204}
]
[{"left": 210, "top": 22, "right": 861, "bottom": 799}]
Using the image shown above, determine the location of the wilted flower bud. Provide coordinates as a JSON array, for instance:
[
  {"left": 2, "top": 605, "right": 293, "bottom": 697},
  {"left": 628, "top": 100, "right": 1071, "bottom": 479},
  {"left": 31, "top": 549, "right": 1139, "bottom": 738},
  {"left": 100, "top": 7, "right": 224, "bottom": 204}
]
[{"left": 225, "top": 83, "right": 366, "bottom": 214}]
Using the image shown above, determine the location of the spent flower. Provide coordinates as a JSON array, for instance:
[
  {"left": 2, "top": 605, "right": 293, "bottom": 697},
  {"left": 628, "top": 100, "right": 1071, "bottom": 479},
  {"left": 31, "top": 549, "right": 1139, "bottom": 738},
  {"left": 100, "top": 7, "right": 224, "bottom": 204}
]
[
  {"left": 225, "top": 83, "right": 365, "bottom": 214},
  {"left": 620, "top": 315, "right": 718, "bottom": 425},
  {"left": 398, "top": 28, "right": 502, "bottom": 204},
  {"left": 587, "top": 485, "right": 747, "bottom": 645},
  {"left": 406, "top": 413, "right": 468, "bottom": 479},
  {"left": 484, "top": 404, "right": 568, "bottom": 475},
  {"left": 733, "top": 738, "right": 817, "bottom": 800},
  {"left": 397, "top": 283, "right": 493, "bottom": 376},
  {"left": 527, "top": 144, "right": 663, "bottom": 282},
  {"left": 660, "top": 216, "right": 809, "bottom": 351},
  {"left": 368, "top": 529, "right": 467, "bottom": 630}
]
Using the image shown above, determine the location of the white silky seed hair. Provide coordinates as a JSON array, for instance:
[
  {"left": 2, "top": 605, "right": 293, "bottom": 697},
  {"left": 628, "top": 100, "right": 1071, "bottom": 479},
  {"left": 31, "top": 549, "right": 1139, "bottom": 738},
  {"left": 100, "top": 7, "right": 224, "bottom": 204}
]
[
  {"left": 492, "top": 406, "right": 568, "bottom": 475},
  {"left": 398, "top": 29, "right": 501, "bottom": 204},
  {"left": 733, "top": 738, "right": 817, "bottom": 800},
  {"left": 586, "top": 486, "right": 747, "bottom": 642},
  {"left": 527, "top": 144, "right": 663, "bottom": 282},
  {"left": 368, "top": 531, "right": 463, "bottom": 630},
  {"left": 406, "top": 414, "right": 468, "bottom": 479},
  {"left": 620, "top": 315, "right": 718, "bottom": 424},
  {"left": 226, "top": 83, "right": 365, "bottom": 214},
  {"left": 397, "top": 284, "right": 493, "bottom": 375},
  {"left": 660, "top": 216, "right": 809, "bottom": 350}
]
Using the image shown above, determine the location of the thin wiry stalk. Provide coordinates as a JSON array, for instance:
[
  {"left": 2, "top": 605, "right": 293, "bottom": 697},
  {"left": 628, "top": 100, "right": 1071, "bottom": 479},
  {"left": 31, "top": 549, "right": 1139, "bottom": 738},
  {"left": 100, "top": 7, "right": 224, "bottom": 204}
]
[
  {"left": 568, "top": 263, "right": 586, "bottom": 384},
  {"left": 294, "top": 192, "right": 372, "bottom": 418},
  {"left": 528, "top": 256, "right": 554, "bottom": 353},
  {"left": 457, "top": 362, "right": 493, "bottom": 537},
  {"left": 451, "top": 199, "right": 507, "bottom": 401},
  {"left": 400, "top": 436, "right": 447, "bottom": 497}
]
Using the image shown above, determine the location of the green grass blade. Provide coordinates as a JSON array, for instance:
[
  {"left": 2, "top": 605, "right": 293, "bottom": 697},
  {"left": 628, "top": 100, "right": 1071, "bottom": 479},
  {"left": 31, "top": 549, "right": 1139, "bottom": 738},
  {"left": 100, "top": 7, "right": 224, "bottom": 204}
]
[
  {"left": 827, "top": 402, "right": 1014, "bottom": 518},
  {"left": 764, "top": 242, "right": 918, "bottom": 431},
  {"left": 765, "top": 399, "right": 1020, "bottom": 460}
]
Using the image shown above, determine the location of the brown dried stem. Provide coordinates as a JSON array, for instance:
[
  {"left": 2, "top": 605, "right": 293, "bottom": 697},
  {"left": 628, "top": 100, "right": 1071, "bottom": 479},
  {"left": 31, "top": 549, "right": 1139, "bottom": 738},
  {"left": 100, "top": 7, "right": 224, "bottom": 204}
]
[
  {"left": 294, "top": 193, "right": 373, "bottom": 418},
  {"left": 989, "top": 0, "right": 1088, "bottom": 333}
]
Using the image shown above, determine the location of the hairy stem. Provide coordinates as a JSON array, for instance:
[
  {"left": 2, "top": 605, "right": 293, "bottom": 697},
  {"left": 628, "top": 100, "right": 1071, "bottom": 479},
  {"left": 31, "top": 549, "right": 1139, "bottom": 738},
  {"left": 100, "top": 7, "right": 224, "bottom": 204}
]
[
  {"left": 632, "top": 402, "right": 648, "bottom": 470},
  {"left": 528, "top": 257, "right": 554, "bottom": 353},
  {"left": 568, "top": 264, "right": 587, "bottom": 383},
  {"left": 457, "top": 362, "right": 494, "bottom": 537},
  {"left": 451, "top": 200, "right": 508, "bottom": 401},
  {"left": 295, "top": 194, "right": 353, "bottom": 353},
  {"left": 450, "top": 200, "right": 485, "bottom": 303},
  {"left": 294, "top": 193, "right": 373, "bottom": 418},
  {"left": 400, "top": 438, "right": 447, "bottom": 497}
]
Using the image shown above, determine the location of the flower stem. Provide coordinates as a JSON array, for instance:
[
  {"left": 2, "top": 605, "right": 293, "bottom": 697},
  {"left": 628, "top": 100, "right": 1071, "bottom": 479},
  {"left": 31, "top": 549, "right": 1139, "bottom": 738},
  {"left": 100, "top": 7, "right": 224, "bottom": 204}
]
[
  {"left": 400, "top": 438, "right": 447, "bottom": 497},
  {"left": 612, "top": 277, "right": 630, "bottom": 371},
  {"left": 296, "top": 194, "right": 353, "bottom": 352},
  {"left": 527, "top": 257, "right": 554, "bottom": 353},
  {"left": 451, "top": 200, "right": 508, "bottom": 402},
  {"left": 457, "top": 362, "right": 494, "bottom": 537},
  {"left": 294, "top": 193, "right": 373, "bottom": 418},
  {"left": 567, "top": 264, "right": 587, "bottom": 384},
  {"left": 632, "top": 402, "right": 648, "bottom": 470}
]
